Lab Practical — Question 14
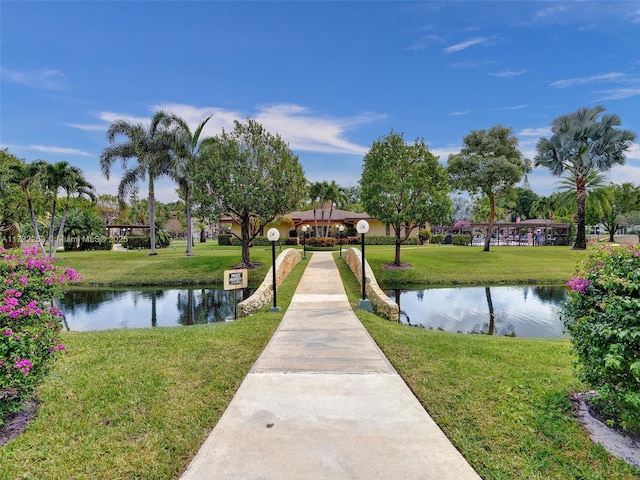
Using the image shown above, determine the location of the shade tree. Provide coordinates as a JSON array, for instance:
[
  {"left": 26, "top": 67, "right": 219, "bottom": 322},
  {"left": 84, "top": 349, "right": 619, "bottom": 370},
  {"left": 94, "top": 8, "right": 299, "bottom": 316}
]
[
  {"left": 448, "top": 125, "right": 529, "bottom": 252},
  {"left": 361, "top": 130, "right": 451, "bottom": 267},
  {"left": 194, "top": 119, "right": 306, "bottom": 268}
]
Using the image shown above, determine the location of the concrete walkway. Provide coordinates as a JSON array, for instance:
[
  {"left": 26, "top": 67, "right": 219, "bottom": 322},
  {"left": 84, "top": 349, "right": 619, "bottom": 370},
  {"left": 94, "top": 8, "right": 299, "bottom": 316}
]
[{"left": 180, "top": 252, "right": 481, "bottom": 480}]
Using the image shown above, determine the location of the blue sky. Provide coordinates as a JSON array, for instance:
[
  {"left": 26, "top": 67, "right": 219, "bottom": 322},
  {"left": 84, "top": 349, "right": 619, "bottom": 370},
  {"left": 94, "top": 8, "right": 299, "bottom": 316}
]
[{"left": 2, "top": 1, "right": 639, "bottom": 203}]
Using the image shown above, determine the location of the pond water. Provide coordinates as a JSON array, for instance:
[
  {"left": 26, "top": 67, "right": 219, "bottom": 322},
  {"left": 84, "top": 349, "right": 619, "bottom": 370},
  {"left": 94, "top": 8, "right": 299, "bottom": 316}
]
[
  {"left": 57, "top": 287, "right": 255, "bottom": 331},
  {"left": 385, "top": 285, "right": 568, "bottom": 338}
]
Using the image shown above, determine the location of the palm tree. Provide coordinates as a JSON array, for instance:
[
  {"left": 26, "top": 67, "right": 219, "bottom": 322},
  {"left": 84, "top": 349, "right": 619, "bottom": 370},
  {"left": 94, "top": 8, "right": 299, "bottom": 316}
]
[
  {"left": 8, "top": 160, "right": 48, "bottom": 256},
  {"left": 39, "top": 161, "right": 96, "bottom": 257},
  {"left": 308, "top": 181, "right": 324, "bottom": 237},
  {"left": 54, "top": 166, "right": 96, "bottom": 255},
  {"left": 554, "top": 171, "right": 609, "bottom": 229},
  {"left": 165, "top": 113, "right": 213, "bottom": 256},
  {"left": 535, "top": 106, "right": 636, "bottom": 249},
  {"left": 100, "top": 111, "right": 174, "bottom": 255},
  {"left": 324, "top": 180, "right": 347, "bottom": 236}
]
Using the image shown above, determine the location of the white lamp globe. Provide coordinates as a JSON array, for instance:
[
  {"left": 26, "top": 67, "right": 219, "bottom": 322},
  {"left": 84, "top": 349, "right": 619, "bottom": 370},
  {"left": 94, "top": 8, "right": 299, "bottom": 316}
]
[
  {"left": 338, "top": 225, "right": 345, "bottom": 232},
  {"left": 301, "top": 225, "right": 308, "bottom": 233},
  {"left": 356, "top": 220, "right": 370, "bottom": 234},
  {"left": 267, "top": 228, "right": 280, "bottom": 242}
]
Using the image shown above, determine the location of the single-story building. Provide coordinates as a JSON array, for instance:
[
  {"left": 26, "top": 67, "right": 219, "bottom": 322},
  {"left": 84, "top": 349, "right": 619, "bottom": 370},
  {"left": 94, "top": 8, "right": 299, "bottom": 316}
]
[{"left": 221, "top": 203, "right": 421, "bottom": 240}]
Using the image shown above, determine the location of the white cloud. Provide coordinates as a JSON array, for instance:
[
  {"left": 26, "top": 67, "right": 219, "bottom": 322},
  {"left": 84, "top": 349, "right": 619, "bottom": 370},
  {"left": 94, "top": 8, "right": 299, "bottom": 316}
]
[
  {"left": 593, "top": 86, "right": 640, "bottom": 101},
  {"left": 443, "top": 37, "right": 489, "bottom": 54},
  {"left": 550, "top": 72, "right": 626, "bottom": 88},
  {"left": 0, "top": 67, "right": 67, "bottom": 90},
  {"left": 519, "top": 127, "right": 552, "bottom": 137},
  {"left": 253, "top": 104, "right": 383, "bottom": 155},
  {"left": 490, "top": 69, "right": 527, "bottom": 79},
  {"left": 25, "top": 145, "right": 92, "bottom": 157},
  {"left": 534, "top": 4, "right": 569, "bottom": 19}
]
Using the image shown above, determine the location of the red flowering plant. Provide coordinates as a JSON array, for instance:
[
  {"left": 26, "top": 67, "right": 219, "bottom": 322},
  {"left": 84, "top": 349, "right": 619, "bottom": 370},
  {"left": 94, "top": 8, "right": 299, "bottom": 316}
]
[
  {"left": 0, "top": 246, "right": 81, "bottom": 424},
  {"left": 562, "top": 244, "right": 640, "bottom": 432}
]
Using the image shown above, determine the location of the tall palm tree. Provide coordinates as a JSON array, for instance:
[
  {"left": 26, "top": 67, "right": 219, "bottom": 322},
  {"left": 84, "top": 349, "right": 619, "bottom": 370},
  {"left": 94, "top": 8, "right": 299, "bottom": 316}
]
[
  {"left": 535, "top": 106, "right": 636, "bottom": 249},
  {"left": 165, "top": 113, "right": 213, "bottom": 256},
  {"left": 54, "top": 166, "right": 96, "bottom": 255},
  {"left": 8, "top": 160, "right": 48, "bottom": 256},
  {"left": 39, "top": 161, "right": 96, "bottom": 257},
  {"left": 100, "top": 111, "right": 174, "bottom": 255}
]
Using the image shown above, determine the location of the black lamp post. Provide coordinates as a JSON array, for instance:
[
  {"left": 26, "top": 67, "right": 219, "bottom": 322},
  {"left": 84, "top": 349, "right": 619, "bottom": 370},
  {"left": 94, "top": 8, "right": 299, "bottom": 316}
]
[
  {"left": 301, "top": 225, "right": 308, "bottom": 260},
  {"left": 356, "top": 220, "right": 372, "bottom": 311},
  {"left": 338, "top": 225, "right": 345, "bottom": 259},
  {"left": 267, "top": 228, "right": 281, "bottom": 312}
]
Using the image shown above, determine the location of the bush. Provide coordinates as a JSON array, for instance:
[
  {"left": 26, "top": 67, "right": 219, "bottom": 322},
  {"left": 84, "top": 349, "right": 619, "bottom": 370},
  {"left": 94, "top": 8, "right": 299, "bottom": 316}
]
[
  {"left": 452, "top": 234, "right": 472, "bottom": 246},
  {"left": 418, "top": 229, "right": 432, "bottom": 244},
  {"left": 431, "top": 234, "right": 446, "bottom": 244},
  {"left": 562, "top": 244, "right": 640, "bottom": 432},
  {"left": 307, "top": 237, "right": 337, "bottom": 248},
  {"left": 0, "top": 247, "right": 80, "bottom": 425},
  {"left": 217, "top": 234, "right": 232, "bottom": 246}
]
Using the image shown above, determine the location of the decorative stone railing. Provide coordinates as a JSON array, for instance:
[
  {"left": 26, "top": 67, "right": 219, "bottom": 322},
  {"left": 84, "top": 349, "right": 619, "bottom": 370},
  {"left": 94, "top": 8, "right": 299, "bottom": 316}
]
[
  {"left": 343, "top": 248, "right": 400, "bottom": 322},
  {"left": 237, "top": 248, "right": 302, "bottom": 317}
]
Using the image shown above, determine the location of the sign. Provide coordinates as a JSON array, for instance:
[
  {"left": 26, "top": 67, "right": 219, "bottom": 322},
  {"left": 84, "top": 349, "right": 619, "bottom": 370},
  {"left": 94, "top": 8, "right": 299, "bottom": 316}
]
[{"left": 224, "top": 269, "right": 248, "bottom": 290}]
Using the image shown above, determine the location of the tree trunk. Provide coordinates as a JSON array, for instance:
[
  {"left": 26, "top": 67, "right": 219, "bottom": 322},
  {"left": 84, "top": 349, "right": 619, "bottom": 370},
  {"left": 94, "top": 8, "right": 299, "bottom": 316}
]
[
  {"left": 483, "top": 194, "right": 495, "bottom": 252},
  {"left": 185, "top": 185, "right": 193, "bottom": 256},
  {"left": 27, "top": 195, "right": 46, "bottom": 257},
  {"left": 609, "top": 229, "right": 615, "bottom": 243},
  {"left": 54, "top": 204, "right": 70, "bottom": 255},
  {"left": 574, "top": 179, "right": 587, "bottom": 249},
  {"left": 241, "top": 213, "right": 252, "bottom": 266},
  {"left": 48, "top": 195, "right": 58, "bottom": 257},
  {"left": 395, "top": 226, "right": 402, "bottom": 266},
  {"left": 149, "top": 177, "right": 158, "bottom": 255}
]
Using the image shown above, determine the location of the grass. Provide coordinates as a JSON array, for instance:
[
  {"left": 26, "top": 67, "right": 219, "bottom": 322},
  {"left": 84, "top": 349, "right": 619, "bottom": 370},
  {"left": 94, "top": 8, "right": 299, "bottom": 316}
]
[
  {"left": 54, "top": 241, "right": 587, "bottom": 288},
  {"left": 336, "top": 255, "right": 640, "bottom": 479},
  {"left": 361, "top": 244, "right": 588, "bottom": 286},
  {"left": 0, "top": 255, "right": 308, "bottom": 480},
  {"left": 54, "top": 240, "right": 275, "bottom": 286}
]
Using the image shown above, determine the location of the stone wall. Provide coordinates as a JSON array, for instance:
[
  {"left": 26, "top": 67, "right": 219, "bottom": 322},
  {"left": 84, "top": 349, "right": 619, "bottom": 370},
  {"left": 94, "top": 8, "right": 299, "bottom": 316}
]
[
  {"left": 237, "top": 248, "right": 302, "bottom": 317},
  {"left": 343, "top": 248, "right": 399, "bottom": 322}
]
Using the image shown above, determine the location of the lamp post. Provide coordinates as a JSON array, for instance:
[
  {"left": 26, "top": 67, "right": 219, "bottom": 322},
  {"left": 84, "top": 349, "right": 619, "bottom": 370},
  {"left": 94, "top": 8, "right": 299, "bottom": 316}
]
[
  {"left": 356, "top": 220, "right": 372, "bottom": 311},
  {"left": 301, "top": 225, "right": 308, "bottom": 260},
  {"left": 267, "top": 228, "right": 281, "bottom": 312},
  {"left": 338, "top": 225, "right": 345, "bottom": 259}
]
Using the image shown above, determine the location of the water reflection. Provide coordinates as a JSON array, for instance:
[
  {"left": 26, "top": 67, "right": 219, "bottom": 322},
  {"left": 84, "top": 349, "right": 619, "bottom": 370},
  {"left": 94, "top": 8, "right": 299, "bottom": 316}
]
[
  {"left": 57, "top": 287, "right": 255, "bottom": 331},
  {"left": 386, "top": 285, "right": 568, "bottom": 338}
]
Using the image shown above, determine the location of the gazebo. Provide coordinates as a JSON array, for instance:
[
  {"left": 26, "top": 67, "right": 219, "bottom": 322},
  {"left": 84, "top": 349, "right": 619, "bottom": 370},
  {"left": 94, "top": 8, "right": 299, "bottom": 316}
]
[{"left": 433, "top": 219, "right": 572, "bottom": 246}]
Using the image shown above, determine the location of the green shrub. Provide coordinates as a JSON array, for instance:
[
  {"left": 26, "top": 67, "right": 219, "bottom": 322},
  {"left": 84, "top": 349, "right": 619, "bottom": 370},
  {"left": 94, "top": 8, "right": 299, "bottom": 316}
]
[
  {"left": 562, "top": 244, "right": 640, "bottom": 432},
  {"left": 217, "top": 234, "right": 232, "bottom": 246},
  {"left": 452, "top": 234, "right": 471, "bottom": 246},
  {"left": 307, "top": 237, "right": 337, "bottom": 248},
  {"left": 431, "top": 234, "right": 446, "bottom": 244},
  {"left": 418, "top": 229, "right": 432, "bottom": 244}
]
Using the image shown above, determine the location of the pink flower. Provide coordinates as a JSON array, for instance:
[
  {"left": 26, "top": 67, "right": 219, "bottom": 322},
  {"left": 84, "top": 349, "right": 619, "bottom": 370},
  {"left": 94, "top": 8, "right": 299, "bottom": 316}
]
[
  {"left": 567, "top": 277, "right": 591, "bottom": 294},
  {"left": 14, "top": 358, "right": 32, "bottom": 374}
]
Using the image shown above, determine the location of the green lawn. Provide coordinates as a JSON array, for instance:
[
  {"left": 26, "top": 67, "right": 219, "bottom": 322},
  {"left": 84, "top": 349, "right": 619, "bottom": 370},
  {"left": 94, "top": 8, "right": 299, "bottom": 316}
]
[
  {"left": 55, "top": 241, "right": 587, "bottom": 287},
  {"left": 3, "top": 243, "right": 636, "bottom": 478}
]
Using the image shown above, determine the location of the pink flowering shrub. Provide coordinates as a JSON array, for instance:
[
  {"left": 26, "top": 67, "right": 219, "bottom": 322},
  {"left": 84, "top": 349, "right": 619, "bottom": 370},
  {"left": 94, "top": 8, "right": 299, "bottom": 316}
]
[
  {"left": 0, "top": 246, "right": 81, "bottom": 424},
  {"left": 562, "top": 244, "right": 640, "bottom": 432}
]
